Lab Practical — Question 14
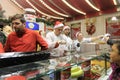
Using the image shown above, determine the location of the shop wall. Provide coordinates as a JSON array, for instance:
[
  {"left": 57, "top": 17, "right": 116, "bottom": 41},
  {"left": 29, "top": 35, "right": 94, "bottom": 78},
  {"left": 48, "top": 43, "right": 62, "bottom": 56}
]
[
  {"left": 0, "top": 0, "right": 24, "bottom": 18},
  {"left": 67, "top": 12, "right": 120, "bottom": 37}
]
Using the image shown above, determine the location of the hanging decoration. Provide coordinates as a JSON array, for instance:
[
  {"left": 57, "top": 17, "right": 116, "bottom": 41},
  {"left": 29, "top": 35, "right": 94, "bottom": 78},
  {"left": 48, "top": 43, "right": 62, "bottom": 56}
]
[{"left": 85, "top": 18, "right": 96, "bottom": 35}]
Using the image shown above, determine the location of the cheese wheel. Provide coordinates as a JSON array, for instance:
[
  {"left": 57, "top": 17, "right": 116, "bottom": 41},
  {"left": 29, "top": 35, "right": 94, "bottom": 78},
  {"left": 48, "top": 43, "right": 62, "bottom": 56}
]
[
  {"left": 71, "top": 69, "right": 84, "bottom": 78},
  {"left": 71, "top": 67, "right": 80, "bottom": 72}
]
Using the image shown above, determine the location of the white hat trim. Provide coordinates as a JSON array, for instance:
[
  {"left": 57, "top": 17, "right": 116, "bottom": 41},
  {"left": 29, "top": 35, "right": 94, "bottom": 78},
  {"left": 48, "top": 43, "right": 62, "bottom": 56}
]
[
  {"left": 54, "top": 23, "right": 64, "bottom": 28},
  {"left": 76, "top": 32, "right": 80, "bottom": 38},
  {"left": 63, "top": 26, "right": 70, "bottom": 31}
]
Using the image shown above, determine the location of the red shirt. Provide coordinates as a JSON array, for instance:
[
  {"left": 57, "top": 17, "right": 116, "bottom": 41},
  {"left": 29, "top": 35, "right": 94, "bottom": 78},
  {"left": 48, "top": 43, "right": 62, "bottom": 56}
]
[
  {"left": 4, "top": 28, "right": 48, "bottom": 52},
  {"left": 0, "top": 42, "right": 4, "bottom": 53},
  {"left": 5, "top": 75, "right": 26, "bottom": 80}
]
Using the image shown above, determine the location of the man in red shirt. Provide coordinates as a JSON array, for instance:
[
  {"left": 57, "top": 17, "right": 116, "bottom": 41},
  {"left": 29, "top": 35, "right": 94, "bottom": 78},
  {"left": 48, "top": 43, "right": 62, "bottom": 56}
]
[
  {"left": 4, "top": 14, "right": 48, "bottom": 52},
  {"left": 0, "top": 42, "right": 4, "bottom": 53}
]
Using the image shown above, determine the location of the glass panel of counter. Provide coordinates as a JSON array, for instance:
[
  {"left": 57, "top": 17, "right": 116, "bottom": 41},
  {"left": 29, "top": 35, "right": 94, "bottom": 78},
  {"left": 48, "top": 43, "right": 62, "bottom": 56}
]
[
  {"left": 0, "top": 50, "right": 110, "bottom": 80},
  {"left": 0, "top": 51, "right": 51, "bottom": 68}
]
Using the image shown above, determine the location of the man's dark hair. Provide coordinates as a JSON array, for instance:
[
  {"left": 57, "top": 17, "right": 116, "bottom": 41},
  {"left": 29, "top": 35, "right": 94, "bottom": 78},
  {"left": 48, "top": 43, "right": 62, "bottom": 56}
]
[
  {"left": 11, "top": 14, "right": 26, "bottom": 23},
  {"left": 0, "top": 22, "right": 5, "bottom": 29}
]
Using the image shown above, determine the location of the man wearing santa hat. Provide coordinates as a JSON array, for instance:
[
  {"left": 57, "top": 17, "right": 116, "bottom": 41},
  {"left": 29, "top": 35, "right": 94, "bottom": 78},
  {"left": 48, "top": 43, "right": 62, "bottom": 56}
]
[
  {"left": 45, "top": 21, "right": 68, "bottom": 57},
  {"left": 73, "top": 32, "right": 105, "bottom": 52},
  {"left": 63, "top": 26, "right": 73, "bottom": 51},
  {"left": 0, "top": 42, "right": 4, "bottom": 53}
]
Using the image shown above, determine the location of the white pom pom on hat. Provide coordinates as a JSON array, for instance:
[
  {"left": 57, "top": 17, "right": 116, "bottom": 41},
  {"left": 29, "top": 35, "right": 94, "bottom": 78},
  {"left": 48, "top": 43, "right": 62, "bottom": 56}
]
[
  {"left": 63, "top": 26, "right": 70, "bottom": 31},
  {"left": 54, "top": 21, "right": 64, "bottom": 29}
]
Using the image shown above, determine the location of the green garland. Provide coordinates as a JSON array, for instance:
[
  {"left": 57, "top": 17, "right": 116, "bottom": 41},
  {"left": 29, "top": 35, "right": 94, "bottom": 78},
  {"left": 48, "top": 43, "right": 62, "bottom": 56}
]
[
  {"left": 36, "top": 18, "right": 54, "bottom": 26},
  {"left": 0, "top": 18, "right": 11, "bottom": 24},
  {"left": 0, "top": 18, "right": 54, "bottom": 26}
]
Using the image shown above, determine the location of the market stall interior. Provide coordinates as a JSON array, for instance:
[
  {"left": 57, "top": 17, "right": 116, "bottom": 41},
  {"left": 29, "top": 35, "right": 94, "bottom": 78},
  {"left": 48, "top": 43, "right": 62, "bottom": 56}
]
[
  {"left": 0, "top": 50, "right": 111, "bottom": 80},
  {"left": 0, "top": 0, "right": 120, "bottom": 80}
]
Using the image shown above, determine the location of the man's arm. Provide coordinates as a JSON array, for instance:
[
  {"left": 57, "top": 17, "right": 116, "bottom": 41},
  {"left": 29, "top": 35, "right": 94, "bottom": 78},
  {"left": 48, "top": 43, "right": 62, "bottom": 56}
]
[
  {"left": 4, "top": 36, "right": 11, "bottom": 52},
  {"left": 91, "top": 35, "right": 103, "bottom": 42},
  {"left": 35, "top": 32, "right": 48, "bottom": 50}
]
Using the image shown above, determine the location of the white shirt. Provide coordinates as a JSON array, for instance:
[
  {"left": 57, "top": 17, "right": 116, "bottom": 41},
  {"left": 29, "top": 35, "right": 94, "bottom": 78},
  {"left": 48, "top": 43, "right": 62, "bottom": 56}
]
[
  {"left": 63, "top": 34, "right": 73, "bottom": 51},
  {"left": 81, "top": 38, "right": 91, "bottom": 43},
  {"left": 45, "top": 32, "right": 67, "bottom": 57}
]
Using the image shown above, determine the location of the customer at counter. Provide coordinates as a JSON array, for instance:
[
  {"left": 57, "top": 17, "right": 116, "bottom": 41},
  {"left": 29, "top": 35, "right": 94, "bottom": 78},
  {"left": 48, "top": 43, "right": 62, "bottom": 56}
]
[
  {"left": 4, "top": 14, "right": 48, "bottom": 52},
  {"left": 108, "top": 40, "right": 120, "bottom": 80}
]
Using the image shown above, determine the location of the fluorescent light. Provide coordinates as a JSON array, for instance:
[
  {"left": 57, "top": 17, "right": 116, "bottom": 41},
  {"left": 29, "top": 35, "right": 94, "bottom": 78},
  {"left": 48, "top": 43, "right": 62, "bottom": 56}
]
[
  {"left": 26, "top": 0, "right": 64, "bottom": 19},
  {"left": 62, "top": 0, "right": 86, "bottom": 15},
  {"left": 39, "top": 0, "right": 69, "bottom": 17},
  {"left": 113, "top": 0, "right": 117, "bottom": 5},
  {"left": 24, "top": 8, "right": 36, "bottom": 13},
  {"left": 85, "top": 0, "right": 100, "bottom": 11},
  {"left": 10, "top": 0, "right": 24, "bottom": 9},
  {"left": 111, "top": 16, "right": 118, "bottom": 21}
]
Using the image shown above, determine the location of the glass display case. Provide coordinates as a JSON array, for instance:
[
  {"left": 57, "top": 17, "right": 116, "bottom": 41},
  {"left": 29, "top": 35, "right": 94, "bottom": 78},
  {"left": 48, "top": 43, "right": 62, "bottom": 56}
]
[{"left": 0, "top": 49, "right": 110, "bottom": 80}]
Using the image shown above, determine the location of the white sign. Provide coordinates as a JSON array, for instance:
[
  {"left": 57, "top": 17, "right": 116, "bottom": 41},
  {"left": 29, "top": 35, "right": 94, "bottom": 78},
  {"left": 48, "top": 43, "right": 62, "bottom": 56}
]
[{"left": 24, "top": 14, "right": 36, "bottom": 22}]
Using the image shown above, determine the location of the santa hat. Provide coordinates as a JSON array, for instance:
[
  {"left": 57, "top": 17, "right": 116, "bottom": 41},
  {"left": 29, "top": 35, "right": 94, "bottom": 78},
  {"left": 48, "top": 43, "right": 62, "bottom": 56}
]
[
  {"left": 76, "top": 32, "right": 80, "bottom": 38},
  {"left": 54, "top": 21, "right": 64, "bottom": 29},
  {"left": 63, "top": 26, "right": 70, "bottom": 31},
  {"left": 5, "top": 75, "right": 26, "bottom": 80}
]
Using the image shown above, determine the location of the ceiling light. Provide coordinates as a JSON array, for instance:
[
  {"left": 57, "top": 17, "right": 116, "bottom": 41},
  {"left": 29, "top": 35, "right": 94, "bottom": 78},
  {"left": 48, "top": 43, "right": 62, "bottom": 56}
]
[
  {"left": 111, "top": 16, "right": 118, "bottom": 21},
  {"left": 49, "top": 0, "right": 69, "bottom": 14},
  {"left": 85, "top": 0, "right": 100, "bottom": 11},
  {"left": 113, "top": 0, "right": 120, "bottom": 11},
  {"left": 24, "top": 8, "right": 36, "bottom": 13},
  {"left": 39, "top": 0, "right": 69, "bottom": 17},
  {"left": 113, "top": 0, "right": 117, "bottom": 5},
  {"left": 26, "top": 0, "right": 64, "bottom": 19},
  {"left": 62, "top": 0, "right": 86, "bottom": 15}
]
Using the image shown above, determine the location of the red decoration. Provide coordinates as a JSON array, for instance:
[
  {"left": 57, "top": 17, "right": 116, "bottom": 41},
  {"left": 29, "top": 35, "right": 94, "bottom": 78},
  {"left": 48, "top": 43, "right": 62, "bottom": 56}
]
[
  {"left": 86, "top": 23, "right": 96, "bottom": 35},
  {"left": 85, "top": 18, "right": 96, "bottom": 35},
  {"left": 106, "top": 16, "right": 120, "bottom": 39}
]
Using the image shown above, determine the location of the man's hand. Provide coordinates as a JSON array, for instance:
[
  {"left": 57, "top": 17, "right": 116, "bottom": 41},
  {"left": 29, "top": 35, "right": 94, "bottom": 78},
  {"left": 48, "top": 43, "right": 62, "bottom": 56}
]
[
  {"left": 58, "top": 40, "right": 66, "bottom": 44},
  {"left": 54, "top": 42, "right": 59, "bottom": 48}
]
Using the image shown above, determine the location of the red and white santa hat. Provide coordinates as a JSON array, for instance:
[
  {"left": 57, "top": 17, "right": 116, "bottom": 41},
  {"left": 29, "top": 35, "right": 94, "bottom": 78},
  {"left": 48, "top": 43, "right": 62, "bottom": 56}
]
[
  {"left": 63, "top": 26, "right": 70, "bottom": 31},
  {"left": 76, "top": 32, "right": 81, "bottom": 38},
  {"left": 54, "top": 21, "right": 64, "bottom": 29},
  {"left": 5, "top": 75, "right": 26, "bottom": 80}
]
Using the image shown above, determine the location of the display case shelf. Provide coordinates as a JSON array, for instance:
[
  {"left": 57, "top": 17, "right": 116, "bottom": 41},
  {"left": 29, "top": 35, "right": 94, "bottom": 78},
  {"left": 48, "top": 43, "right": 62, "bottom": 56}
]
[{"left": 0, "top": 50, "right": 110, "bottom": 80}]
